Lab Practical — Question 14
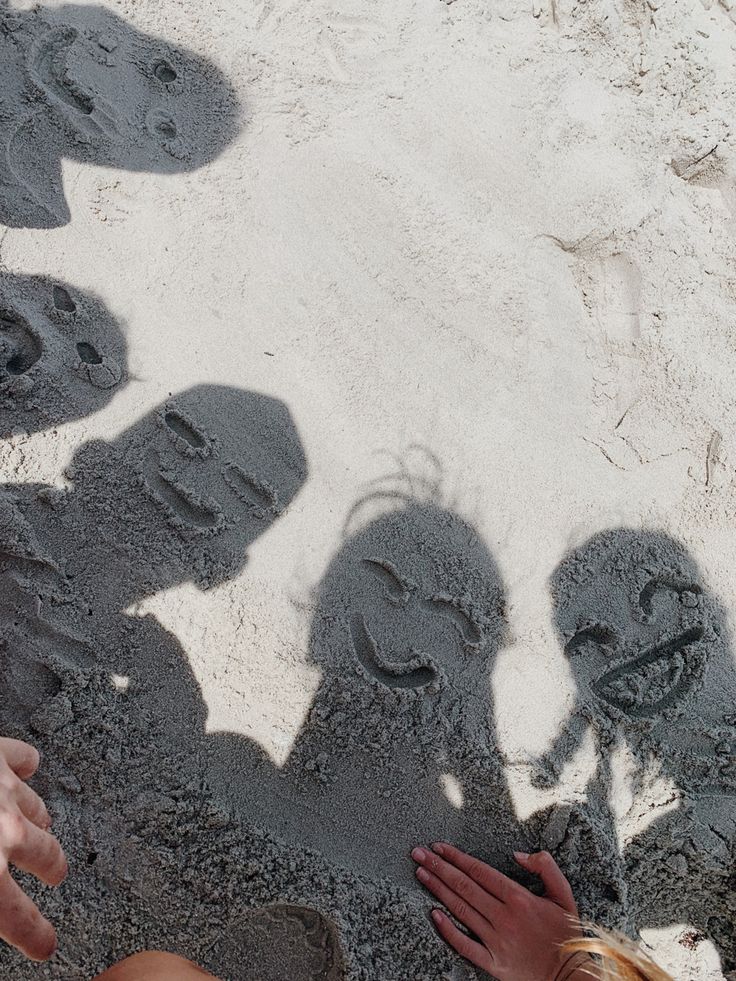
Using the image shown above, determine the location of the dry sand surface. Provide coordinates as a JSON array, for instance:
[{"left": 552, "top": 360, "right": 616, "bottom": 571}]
[{"left": 1, "top": 0, "right": 736, "bottom": 977}]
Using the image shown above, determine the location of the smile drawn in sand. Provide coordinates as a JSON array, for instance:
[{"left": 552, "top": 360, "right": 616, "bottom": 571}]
[{"left": 565, "top": 575, "right": 707, "bottom": 719}]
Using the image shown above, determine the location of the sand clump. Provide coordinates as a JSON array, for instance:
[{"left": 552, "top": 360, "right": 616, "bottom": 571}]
[{"left": 2, "top": 0, "right": 736, "bottom": 978}]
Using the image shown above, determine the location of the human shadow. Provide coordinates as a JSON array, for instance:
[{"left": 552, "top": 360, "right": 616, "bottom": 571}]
[
  {"left": 536, "top": 529, "right": 736, "bottom": 971},
  {"left": 0, "top": 384, "right": 366, "bottom": 978},
  {"left": 0, "top": 270, "right": 127, "bottom": 436},
  {"left": 2, "top": 437, "right": 557, "bottom": 979},
  {"left": 0, "top": 383, "right": 307, "bottom": 740},
  {"left": 0, "top": 1, "right": 241, "bottom": 228},
  {"left": 209, "top": 467, "right": 533, "bottom": 894}
]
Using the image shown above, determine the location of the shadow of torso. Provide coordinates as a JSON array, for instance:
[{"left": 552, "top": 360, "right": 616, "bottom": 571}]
[{"left": 208, "top": 500, "right": 533, "bottom": 896}]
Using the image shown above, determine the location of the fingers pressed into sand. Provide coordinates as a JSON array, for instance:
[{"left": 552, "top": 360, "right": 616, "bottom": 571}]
[
  {"left": 430, "top": 842, "right": 517, "bottom": 902},
  {"left": 430, "top": 908, "right": 493, "bottom": 974},
  {"left": 412, "top": 848, "right": 500, "bottom": 920},
  {"left": 415, "top": 865, "right": 496, "bottom": 942},
  {"left": 13, "top": 780, "right": 51, "bottom": 830},
  {"left": 0, "top": 867, "right": 57, "bottom": 961},
  {"left": 0, "top": 738, "right": 40, "bottom": 780},
  {"left": 8, "top": 817, "right": 67, "bottom": 886},
  {"left": 513, "top": 850, "right": 577, "bottom": 914}
]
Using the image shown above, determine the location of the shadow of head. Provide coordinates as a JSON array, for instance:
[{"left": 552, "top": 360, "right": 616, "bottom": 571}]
[
  {"left": 69, "top": 383, "right": 307, "bottom": 594},
  {"left": 0, "top": 2, "right": 242, "bottom": 227},
  {"left": 308, "top": 495, "right": 507, "bottom": 717},
  {"left": 550, "top": 527, "right": 735, "bottom": 791},
  {"left": 0, "top": 272, "right": 127, "bottom": 436}
]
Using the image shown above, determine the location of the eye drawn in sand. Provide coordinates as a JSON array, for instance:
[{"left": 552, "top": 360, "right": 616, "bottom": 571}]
[
  {"left": 218, "top": 904, "right": 344, "bottom": 981},
  {"left": 361, "top": 557, "right": 411, "bottom": 605},
  {"left": 76, "top": 341, "right": 101, "bottom": 363},
  {"left": 148, "top": 109, "right": 177, "bottom": 139},
  {"left": 52, "top": 284, "right": 77, "bottom": 312},
  {"left": 75, "top": 341, "right": 122, "bottom": 389},
  {"left": 637, "top": 576, "right": 702, "bottom": 618},
  {"left": 159, "top": 405, "right": 211, "bottom": 457},
  {"left": 565, "top": 623, "right": 618, "bottom": 657},
  {"left": 0, "top": 312, "right": 42, "bottom": 378},
  {"left": 348, "top": 556, "right": 483, "bottom": 691},
  {"left": 223, "top": 462, "right": 280, "bottom": 518},
  {"left": 424, "top": 594, "right": 483, "bottom": 646},
  {"left": 146, "top": 109, "right": 186, "bottom": 159},
  {"left": 152, "top": 58, "right": 178, "bottom": 84}
]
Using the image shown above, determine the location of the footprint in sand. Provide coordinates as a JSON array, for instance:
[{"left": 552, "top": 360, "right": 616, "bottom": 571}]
[
  {"left": 216, "top": 905, "right": 344, "bottom": 981},
  {"left": 0, "top": 564, "right": 94, "bottom": 736},
  {"left": 566, "top": 247, "right": 642, "bottom": 427}
]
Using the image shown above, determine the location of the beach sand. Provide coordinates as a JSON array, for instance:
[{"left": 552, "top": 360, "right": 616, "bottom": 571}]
[{"left": 1, "top": 0, "right": 735, "bottom": 977}]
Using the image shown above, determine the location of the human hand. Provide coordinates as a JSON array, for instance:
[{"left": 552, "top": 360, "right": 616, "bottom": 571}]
[
  {"left": 412, "top": 843, "right": 585, "bottom": 981},
  {"left": 0, "top": 736, "right": 67, "bottom": 960}
]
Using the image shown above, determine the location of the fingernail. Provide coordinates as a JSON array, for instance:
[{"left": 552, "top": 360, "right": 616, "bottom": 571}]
[
  {"left": 432, "top": 842, "right": 445, "bottom": 855},
  {"left": 513, "top": 851, "right": 529, "bottom": 861},
  {"left": 411, "top": 847, "right": 426, "bottom": 862},
  {"left": 416, "top": 867, "right": 430, "bottom": 883},
  {"left": 431, "top": 909, "right": 444, "bottom": 925}
]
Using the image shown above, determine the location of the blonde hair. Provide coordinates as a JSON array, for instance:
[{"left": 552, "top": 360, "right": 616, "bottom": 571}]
[{"left": 564, "top": 926, "right": 673, "bottom": 981}]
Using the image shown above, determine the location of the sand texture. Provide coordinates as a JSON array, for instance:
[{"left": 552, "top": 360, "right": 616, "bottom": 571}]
[{"left": 1, "top": 0, "right": 736, "bottom": 977}]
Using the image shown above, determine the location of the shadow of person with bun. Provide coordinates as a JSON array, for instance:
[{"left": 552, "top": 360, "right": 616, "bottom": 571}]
[
  {"left": 534, "top": 529, "right": 736, "bottom": 972},
  {"left": 0, "top": 1, "right": 241, "bottom": 228},
  {"left": 209, "top": 454, "right": 531, "bottom": 905}
]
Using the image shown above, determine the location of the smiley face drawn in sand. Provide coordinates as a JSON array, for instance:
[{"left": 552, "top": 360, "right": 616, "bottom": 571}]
[
  {"left": 0, "top": 4, "right": 241, "bottom": 228},
  {"left": 142, "top": 399, "right": 284, "bottom": 540},
  {"left": 307, "top": 499, "right": 505, "bottom": 713},
  {"left": 0, "top": 272, "right": 127, "bottom": 435},
  {"left": 541, "top": 529, "right": 736, "bottom": 807},
  {"left": 81, "top": 385, "right": 309, "bottom": 591},
  {"left": 349, "top": 555, "right": 483, "bottom": 692},
  {"left": 555, "top": 539, "right": 710, "bottom": 722},
  {"left": 564, "top": 581, "right": 706, "bottom": 720}
]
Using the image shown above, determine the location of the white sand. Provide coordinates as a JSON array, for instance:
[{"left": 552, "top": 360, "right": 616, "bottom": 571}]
[{"left": 1, "top": 0, "right": 736, "bottom": 977}]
